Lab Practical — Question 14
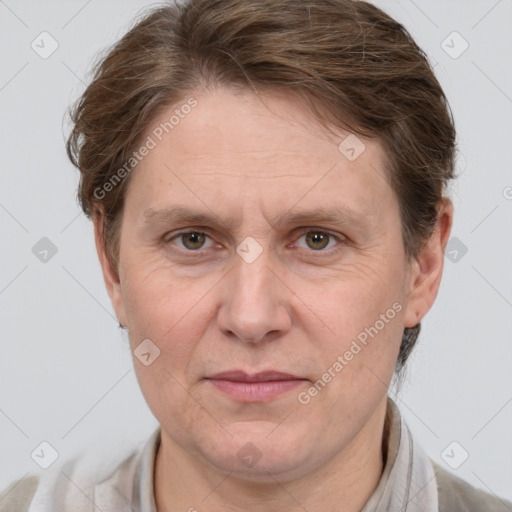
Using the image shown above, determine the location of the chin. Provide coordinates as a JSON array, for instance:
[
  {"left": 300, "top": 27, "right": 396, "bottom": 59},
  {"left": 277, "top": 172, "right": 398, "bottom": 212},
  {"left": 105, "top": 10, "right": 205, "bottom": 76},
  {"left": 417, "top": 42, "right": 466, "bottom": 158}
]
[{"left": 197, "top": 423, "right": 318, "bottom": 481}]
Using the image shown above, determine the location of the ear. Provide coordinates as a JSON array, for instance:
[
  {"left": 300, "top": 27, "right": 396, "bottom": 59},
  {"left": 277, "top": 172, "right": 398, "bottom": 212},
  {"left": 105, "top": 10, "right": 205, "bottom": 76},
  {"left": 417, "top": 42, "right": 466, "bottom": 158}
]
[
  {"left": 402, "top": 197, "right": 454, "bottom": 328},
  {"left": 93, "top": 208, "right": 127, "bottom": 328}
]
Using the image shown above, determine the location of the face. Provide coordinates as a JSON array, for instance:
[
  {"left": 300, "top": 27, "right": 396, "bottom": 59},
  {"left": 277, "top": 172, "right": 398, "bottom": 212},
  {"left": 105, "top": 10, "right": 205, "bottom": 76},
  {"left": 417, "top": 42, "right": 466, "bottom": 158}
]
[{"left": 96, "top": 86, "right": 451, "bottom": 482}]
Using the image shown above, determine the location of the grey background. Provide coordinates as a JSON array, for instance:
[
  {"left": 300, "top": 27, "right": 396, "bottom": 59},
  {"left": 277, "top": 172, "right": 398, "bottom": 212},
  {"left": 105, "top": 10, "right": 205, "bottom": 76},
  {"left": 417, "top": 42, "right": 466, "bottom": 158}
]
[{"left": 1, "top": 0, "right": 511, "bottom": 503}]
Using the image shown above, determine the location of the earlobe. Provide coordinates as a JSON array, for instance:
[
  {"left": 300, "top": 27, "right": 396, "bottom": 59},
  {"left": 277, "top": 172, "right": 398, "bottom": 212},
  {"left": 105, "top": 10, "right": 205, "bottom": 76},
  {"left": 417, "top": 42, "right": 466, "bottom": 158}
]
[
  {"left": 402, "top": 198, "right": 454, "bottom": 328},
  {"left": 93, "top": 209, "right": 127, "bottom": 327}
]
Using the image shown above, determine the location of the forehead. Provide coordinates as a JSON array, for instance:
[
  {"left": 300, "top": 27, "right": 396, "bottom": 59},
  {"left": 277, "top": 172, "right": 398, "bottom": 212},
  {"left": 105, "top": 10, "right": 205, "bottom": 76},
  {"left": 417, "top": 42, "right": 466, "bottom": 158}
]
[{"left": 126, "top": 87, "right": 396, "bottom": 223}]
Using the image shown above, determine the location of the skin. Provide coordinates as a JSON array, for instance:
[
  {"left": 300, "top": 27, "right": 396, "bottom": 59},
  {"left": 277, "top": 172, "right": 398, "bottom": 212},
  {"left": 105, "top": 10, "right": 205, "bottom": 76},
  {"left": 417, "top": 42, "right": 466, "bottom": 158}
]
[{"left": 94, "top": 86, "right": 453, "bottom": 512}]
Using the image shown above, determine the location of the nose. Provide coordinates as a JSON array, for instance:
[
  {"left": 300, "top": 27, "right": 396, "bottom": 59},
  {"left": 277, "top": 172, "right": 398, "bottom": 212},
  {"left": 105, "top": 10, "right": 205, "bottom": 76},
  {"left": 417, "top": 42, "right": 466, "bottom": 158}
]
[{"left": 217, "top": 251, "right": 292, "bottom": 344}]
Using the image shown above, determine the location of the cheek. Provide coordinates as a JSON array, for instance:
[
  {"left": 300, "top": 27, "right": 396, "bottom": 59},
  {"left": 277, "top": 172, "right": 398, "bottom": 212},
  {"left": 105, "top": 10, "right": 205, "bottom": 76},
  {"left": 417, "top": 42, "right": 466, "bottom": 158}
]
[
  {"left": 120, "top": 253, "right": 221, "bottom": 372},
  {"left": 303, "top": 281, "right": 403, "bottom": 435},
  {"left": 122, "top": 258, "right": 211, "bottom": 437},
  {"left": 314, "top": 260, "right": 404, "bottom": 336},
  {"left": 305, "top": 260, "right": 405, "bottom": 388},
  {"left": 121, "top": 250, "right": 186, "bottom": 330}
]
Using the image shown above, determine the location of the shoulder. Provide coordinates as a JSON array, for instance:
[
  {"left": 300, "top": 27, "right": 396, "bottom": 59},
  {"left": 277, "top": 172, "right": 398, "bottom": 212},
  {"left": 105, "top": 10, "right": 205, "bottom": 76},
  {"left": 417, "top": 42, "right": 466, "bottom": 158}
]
[
  {"left": 0, "top": 474, "right": 39, "bottom": 512},
  {"left": 0, "top": 431, "right": 158, "bottom": 512},
  {"left": 0, "top": 449, "right": 138, "bottom": 512},
  {"left": 432, "top": 460, "right": 512, "bottom": 512}
]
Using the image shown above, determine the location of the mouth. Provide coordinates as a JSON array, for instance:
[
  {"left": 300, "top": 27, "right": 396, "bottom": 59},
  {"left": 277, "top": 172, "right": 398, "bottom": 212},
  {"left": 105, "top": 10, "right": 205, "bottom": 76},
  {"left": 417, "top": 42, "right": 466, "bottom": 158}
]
[{"left": 205, "top": 370, "right": 308, "bottom": 402}]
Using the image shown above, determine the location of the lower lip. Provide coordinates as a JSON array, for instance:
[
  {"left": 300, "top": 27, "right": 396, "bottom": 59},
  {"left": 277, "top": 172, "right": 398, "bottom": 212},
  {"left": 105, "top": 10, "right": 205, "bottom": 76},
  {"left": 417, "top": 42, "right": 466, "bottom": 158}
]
[{"left": 207, "top": 379, "right": 305, "bottom": 402}]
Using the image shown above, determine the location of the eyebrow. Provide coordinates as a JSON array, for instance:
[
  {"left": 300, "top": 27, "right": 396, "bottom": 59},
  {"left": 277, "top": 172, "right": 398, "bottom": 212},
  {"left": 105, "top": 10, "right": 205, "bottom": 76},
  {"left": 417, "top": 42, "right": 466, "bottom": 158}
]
[{"left": 140, "top": 205, "right": 375, "bottom": 232}]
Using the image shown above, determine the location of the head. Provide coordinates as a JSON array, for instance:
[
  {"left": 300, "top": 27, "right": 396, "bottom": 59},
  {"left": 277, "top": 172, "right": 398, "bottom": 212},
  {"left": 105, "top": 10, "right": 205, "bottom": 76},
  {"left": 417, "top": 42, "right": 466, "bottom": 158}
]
[{"left": 66, "top": 0, "right": 455, "bottom": 481}]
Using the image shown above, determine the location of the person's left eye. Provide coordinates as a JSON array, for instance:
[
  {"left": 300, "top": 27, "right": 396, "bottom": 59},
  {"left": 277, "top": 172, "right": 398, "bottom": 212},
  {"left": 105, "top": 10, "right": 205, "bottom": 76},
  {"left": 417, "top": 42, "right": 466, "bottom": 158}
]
[{"left": 293, "top": 229, "right": 344, "bottom": 253}]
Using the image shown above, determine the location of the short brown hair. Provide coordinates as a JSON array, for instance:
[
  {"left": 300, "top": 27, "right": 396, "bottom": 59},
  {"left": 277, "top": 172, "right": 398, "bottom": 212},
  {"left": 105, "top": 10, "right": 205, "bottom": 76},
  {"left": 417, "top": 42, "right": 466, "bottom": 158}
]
[{"left": 65, "top": 0, "right": 457, "bottom": 373}]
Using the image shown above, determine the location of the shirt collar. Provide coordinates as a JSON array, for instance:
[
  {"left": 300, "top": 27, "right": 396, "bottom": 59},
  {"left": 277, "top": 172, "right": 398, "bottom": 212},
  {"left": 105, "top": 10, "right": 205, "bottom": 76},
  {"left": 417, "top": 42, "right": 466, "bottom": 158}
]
[{"left": 362, "top": 397, "right": 439, "bottom": 511}]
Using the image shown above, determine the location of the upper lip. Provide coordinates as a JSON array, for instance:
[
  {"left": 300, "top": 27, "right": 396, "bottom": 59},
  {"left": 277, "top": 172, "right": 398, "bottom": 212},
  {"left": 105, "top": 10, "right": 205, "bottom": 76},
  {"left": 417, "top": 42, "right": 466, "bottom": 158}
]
[{"left": 207, "top": 370, "right": 304, "bottom": 382}]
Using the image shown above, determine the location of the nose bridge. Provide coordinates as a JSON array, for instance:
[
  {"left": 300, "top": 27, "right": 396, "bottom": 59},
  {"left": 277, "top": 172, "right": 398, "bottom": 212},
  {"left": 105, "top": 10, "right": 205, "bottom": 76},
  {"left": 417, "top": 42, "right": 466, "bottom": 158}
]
[
  {"left": 234, "top": 250, "right": 273, "bottom": 303},
  {"left": 218, "top": 246, "right": 291, "bottom": 343}
]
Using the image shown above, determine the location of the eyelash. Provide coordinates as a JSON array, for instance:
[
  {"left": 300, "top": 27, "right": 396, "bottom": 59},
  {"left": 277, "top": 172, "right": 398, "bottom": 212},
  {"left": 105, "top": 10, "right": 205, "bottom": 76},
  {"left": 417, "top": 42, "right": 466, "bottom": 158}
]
[{"left": 163, "top": 228, "right": 346, "bottom": 257}]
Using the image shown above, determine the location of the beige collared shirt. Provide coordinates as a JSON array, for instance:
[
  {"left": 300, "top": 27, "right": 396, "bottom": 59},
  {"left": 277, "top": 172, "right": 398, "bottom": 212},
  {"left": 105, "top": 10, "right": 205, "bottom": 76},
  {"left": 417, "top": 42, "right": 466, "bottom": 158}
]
[{"left": 1, "top": 398, "right": 510, "bottom": 511}]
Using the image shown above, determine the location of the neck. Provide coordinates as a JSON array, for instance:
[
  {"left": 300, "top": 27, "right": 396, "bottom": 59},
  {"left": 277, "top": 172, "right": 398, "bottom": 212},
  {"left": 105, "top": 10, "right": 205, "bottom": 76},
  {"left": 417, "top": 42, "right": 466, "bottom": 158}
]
[{"left": 154, "top": 397, "right": 389, "bottom": 512}]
